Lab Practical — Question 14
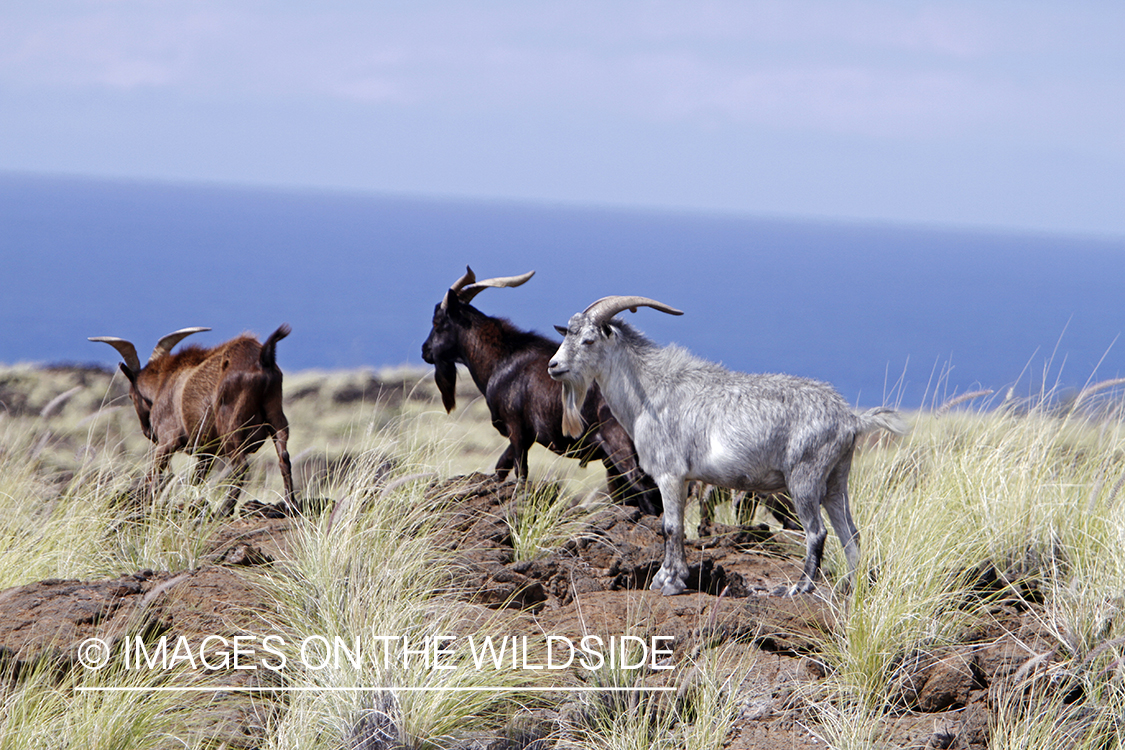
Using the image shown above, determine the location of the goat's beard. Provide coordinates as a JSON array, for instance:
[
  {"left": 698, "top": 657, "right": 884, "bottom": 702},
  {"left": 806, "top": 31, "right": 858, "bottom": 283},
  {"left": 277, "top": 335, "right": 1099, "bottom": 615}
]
[
  {"left": 434, "top": 359, "right": 458, "bottom": 413},
  {"left": 560, "top": 379, "right": 589, "bottom": 439}
]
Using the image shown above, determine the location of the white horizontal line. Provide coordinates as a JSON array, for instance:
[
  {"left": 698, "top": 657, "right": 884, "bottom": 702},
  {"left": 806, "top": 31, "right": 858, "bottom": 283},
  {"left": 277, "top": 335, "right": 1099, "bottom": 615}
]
[{"left": 76, "top": 686, "right": 675, "bottom": 693}]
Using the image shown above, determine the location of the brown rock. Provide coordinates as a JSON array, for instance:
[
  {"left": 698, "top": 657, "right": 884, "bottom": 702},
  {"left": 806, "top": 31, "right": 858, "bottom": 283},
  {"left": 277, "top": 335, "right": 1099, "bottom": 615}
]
[{"left": 917, "top": 650, "right": 979, "bottom": 712}]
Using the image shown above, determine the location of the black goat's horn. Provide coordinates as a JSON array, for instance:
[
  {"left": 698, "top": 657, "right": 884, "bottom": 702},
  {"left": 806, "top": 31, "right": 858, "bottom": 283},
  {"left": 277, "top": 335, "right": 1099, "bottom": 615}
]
[
  {"left": 458, "top": 270, "right": 535, "bottom": 303},
  {"left": 441, "top": 266, "right": 477, "bottom": 310},
  {"left": 449, "top": 266, "right": 477, "bottom": 294}
]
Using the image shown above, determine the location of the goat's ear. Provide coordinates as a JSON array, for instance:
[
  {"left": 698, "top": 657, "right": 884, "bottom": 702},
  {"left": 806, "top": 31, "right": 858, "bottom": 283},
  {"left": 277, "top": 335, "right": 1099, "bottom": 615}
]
[
  {"left": 118, "top": 362, "right": 138, "bottom": 386},
  {"left": 554, "top": 325, "right": 568, "bottom": 337},
  {"left": 600, "top": 323, "right": 614, "bottom": 338},
  {"left": 443, "top": 290, "right": 468, "bottom": 321}
]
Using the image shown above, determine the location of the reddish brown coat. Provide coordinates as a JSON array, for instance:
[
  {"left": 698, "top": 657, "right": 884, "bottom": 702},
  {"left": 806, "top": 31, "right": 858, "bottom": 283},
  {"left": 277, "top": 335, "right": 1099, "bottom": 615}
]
[{"left": 92, "top": 325, "right": 294, "bottom": 514}]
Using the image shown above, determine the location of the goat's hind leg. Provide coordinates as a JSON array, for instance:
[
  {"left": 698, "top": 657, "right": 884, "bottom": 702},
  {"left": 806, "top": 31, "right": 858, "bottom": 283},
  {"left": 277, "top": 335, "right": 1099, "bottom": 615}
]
[
  {"left": 262, "top": 401, "right": 296, "bottom": 511},
  {"left": 598, "top": 449, "right": 662, "bottom": 516},
  {"left": 592, "top": 426, "right": 662, "bottom": 515},
  {"left": 823, "top": 461, "right": 860, "bottom": 593},
  {"left": 494, "top": 436, "right": 533, "bottom": 495},
  {"left": 501, "top": 427, "right": 532, "bottom": 494},
  {"left": 773, "top": 474, "right": 829, "bottom": 597}
]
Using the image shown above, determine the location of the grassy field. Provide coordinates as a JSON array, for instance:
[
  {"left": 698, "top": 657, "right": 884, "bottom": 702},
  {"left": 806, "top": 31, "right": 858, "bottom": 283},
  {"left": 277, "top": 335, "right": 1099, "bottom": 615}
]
[{"left": 2, "top": 363, "right": 1125, "bottom": 748}]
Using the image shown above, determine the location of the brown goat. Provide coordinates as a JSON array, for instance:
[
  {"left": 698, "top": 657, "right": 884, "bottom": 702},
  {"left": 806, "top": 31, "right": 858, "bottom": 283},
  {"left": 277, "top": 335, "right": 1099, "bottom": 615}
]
[{"left": 89, "top": 325, "right": 295, "bottom": 514}]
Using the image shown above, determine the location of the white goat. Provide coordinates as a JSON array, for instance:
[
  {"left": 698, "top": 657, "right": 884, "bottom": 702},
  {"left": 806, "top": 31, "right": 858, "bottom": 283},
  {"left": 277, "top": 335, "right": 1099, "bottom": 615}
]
[{"left": 547, "top": 296, "right": 907, "bottom": 596}]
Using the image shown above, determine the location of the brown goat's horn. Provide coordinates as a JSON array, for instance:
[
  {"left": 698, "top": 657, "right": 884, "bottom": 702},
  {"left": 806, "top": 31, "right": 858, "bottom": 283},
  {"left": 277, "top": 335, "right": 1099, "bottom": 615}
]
[
  {"left": 458, "top": 270, "right": 535, "bottom": 303},
  {"left": 583, "top": 296, "right": 684, "bottom": 327},
  {"left": 88, "top": 336, "right": 141, "bottom": 372},
  {"left": 150, "top": 327, "right": 211, "bottom": 364}
]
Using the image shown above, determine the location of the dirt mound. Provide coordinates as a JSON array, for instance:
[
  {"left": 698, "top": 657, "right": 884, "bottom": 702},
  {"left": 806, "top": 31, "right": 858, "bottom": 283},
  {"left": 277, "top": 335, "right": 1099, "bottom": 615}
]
[{"left": 0, "top": 473, "right": 1067, "bottom": 749}]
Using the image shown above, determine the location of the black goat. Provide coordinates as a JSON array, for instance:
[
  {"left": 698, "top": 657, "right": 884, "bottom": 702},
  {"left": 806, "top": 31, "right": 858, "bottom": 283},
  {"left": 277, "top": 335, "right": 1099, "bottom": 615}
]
[{"left": 421, "top": 267, "right": 661, "bottom": 514}]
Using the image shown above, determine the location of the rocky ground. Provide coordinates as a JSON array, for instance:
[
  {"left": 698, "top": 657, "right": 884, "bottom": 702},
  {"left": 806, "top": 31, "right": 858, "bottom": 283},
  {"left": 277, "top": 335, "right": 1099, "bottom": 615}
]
[{"left": 0, "top": 469, "right": 1068, "bottom": 749}]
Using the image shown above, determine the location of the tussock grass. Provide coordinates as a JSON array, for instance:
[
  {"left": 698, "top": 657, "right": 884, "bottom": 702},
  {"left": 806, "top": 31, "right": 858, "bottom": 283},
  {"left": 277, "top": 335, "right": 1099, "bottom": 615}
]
[
  {"left": 987, "top": 672, "right": 1125, "bottom": 750},
  {"left": 0, "top": 428, "right": 236, "bottom": 585},
  {"left": 0, "top": 655, "right": 206, "bottom": 750},
  {"left": 554, "top": 611, "right": 746, "bottom": 750},
  {"left": 256, "top": 451, "right": 541, "bottom": 749},
  {"left": 508, "top": 475, "right": 603, "bottom": 562},
  {"left": 810, "top": 395, "right": 1125, "bottom": 746}
]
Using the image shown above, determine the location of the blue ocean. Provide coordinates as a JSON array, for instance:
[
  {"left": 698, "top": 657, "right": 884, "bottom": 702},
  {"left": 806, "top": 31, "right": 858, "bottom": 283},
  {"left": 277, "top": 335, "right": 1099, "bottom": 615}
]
[{"left": 3, "top": 172, "right": 1123, "bottom": 409}]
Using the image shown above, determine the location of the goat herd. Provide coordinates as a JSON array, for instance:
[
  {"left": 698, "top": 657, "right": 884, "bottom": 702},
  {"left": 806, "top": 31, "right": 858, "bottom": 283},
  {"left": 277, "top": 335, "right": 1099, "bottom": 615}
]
[{"left": 90, "top": 267, "right": 907, "bottom": 597}]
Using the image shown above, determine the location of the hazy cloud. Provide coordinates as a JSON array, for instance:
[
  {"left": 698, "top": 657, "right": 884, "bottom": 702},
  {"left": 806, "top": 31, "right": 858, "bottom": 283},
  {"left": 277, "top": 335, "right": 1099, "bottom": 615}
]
[
  {"left": 1, "top": 1, "right": 1122, "bottom": 233},
  {"left": 2, "top": 4, "right": 1118, "bottom": 127}
]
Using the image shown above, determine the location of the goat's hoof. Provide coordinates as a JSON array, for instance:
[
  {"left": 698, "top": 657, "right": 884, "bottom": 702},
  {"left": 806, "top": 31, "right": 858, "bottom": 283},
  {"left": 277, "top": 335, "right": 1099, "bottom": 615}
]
[
  {"left": 649, "top": 569, "right": 687, "bottom": 596},
  {"left": 770, "top": 582, "right": 815, "bottom": 598},
  {"left": 649, "top": 579, "right": 686, "bottom": 596},
  {"left": 212, "top": 498, "right": 238, "bottom": 518},
  {"left": 241, "top": 499, "right": 288, "bottom": 518}
]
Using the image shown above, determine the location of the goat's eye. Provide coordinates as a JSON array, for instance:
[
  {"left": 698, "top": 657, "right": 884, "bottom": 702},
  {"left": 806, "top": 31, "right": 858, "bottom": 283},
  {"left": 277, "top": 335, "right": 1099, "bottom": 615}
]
[{"left": 581, "top": 338, "right": 595, "bottom": 347}]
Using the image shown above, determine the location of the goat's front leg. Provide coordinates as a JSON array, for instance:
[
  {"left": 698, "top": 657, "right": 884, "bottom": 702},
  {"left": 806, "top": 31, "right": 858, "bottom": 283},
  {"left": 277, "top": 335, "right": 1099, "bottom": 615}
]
[
  {"left": 192, "top": 454, "right": 217, "bottom": 484},
  {"left": 214, "top": 457, "right": 249, "bottom": 517},
  {"left": 141, "top": 439, "right": 181, "bottom": 503},
  {"left": 503, "top": 427, "right": 532, "bottom": 492},
  {"left": 493, "top": 444, "right": 516, "bottom": 482},
  {"left": 650, "top": 475, "right": 689, "bottom": 596}
]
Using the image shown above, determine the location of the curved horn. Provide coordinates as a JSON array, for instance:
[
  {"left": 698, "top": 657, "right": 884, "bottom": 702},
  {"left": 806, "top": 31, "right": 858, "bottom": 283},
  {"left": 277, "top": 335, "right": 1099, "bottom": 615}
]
[
  {"left": 150, "top": 327, "right": 211, "bottom": 364},
  {"left": 88, "top": 337, "right": 141, "bottom": 372},
  {"left": 441, "top": 266, "right": 477, "bottom": 310},
  {"left": 582, "top": 296, "right": 684, "bottom": 327},
  {"left": 458, "top": 270, "right": 535, "bottom": 303},
  {"left": 450, "top": 265, "right": 477, "bottom": 293}
]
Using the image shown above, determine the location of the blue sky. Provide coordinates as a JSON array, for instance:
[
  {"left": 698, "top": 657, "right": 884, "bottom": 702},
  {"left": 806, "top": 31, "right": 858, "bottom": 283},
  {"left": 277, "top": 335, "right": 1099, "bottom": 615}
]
[{"left": 2, "top": 2, "right": 1123, "bottom": 237}]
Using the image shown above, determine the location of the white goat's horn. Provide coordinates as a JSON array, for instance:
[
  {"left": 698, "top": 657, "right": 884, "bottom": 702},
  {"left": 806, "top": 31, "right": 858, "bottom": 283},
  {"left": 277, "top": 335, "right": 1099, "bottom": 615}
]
[
  {"left": 458, "top": 270, "right": 535, "bottom": 303},
  {"left": 88, "top": 337, "right": 141, "bottom": 372},
  {"left": 150, "top": 327, "right": 211, "bottom": 363},
  {"left": 583, "top": 296, "right": 684, "bottom": 326}
]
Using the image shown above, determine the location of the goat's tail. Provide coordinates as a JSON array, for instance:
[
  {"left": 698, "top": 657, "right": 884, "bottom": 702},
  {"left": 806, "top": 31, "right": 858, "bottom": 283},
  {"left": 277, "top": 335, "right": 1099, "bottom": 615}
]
[
  {"left": 260, "top": 323, "right": 292, "bottom": 369},
  {"left": 855, "top": 407, "right": 909, "bottom": 436}
]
